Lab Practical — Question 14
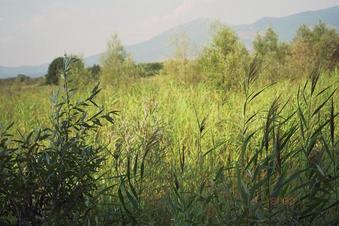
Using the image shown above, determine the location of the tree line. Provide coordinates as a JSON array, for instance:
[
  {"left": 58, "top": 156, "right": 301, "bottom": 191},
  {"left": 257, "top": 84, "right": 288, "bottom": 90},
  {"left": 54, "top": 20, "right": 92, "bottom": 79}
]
[{"left": 42, "top": 22, "right": 339, "bottom": 89}]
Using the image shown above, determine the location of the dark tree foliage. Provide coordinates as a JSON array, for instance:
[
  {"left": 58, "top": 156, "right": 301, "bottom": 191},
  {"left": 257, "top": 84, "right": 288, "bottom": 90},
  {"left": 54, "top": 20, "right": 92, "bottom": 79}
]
[
  {"left": 330, "top": 39, "right": 339, "bottom": 69},
  {"left": 46, "top": 56, "right": 87, "bottom": 85},
  {"left": 45, "top": 57, "right": 64, "bottom": 85},
  {"left": 16, "top": 74, "right": 31, "bottom": 82},
  {"left": 88, "top": 64, "right": 101, "bottom": 78},
  {"left": 138, "top": 62, "right": 163, "bottom": 77}
]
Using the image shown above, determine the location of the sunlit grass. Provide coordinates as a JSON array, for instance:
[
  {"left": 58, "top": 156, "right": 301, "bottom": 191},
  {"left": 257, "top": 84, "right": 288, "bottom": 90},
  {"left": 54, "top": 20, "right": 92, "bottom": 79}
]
[{"left": 0, "top": 68, "right": 338, "bottom": 225}]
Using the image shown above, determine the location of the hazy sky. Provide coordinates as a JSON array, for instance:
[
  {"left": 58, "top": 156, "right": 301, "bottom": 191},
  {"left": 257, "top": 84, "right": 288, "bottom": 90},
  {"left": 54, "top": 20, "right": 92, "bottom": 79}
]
[{"left": 1, "top": 0, "right": 339, "bottom": 66}]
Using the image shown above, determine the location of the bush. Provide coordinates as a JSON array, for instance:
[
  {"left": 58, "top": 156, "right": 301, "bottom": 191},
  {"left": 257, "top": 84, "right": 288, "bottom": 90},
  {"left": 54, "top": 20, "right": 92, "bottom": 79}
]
[
  {"left": 46, "top": 56, "right": 90, "bottom": 86},
  {"left": 101, "top": 34, "right": 139, "bottom": 86},
  {"left": 45, "top": 57, "right": 64, "bottom": 85},
  {"left": 291, "top": 22, "right": 339, "bottom": 75},
  {"left": 0, "top": 56, "right": 116, "bottom": 226},
  {"left": 137, "top": 62, "right": 163, "bottom": 77},
  {"left": 253, "top": 28, "right": 292, "bottom": 82},
  {"left": 88, "top": 64, "right": 101, "bottom": 79},
  {"left": 197, "top": 22, "right": 248, "bottom": 90}
]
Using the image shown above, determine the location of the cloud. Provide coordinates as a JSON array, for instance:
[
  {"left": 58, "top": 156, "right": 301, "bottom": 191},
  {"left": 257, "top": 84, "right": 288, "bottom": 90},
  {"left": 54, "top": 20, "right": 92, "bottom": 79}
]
[
  {"left": 173, "top": 0, "right": 215, "bottom": 17},
  {"left": 162, "top": 0, "right": 215, "bottom": 23},
  {"left": 147, "top": 0, "right": 197, "bottom": 26},
  {"left": 173, "top": 0, "right": 194, "bottom": 16},
  {"left": 139, "top": 0, "right": 216, "bottom": 44}
]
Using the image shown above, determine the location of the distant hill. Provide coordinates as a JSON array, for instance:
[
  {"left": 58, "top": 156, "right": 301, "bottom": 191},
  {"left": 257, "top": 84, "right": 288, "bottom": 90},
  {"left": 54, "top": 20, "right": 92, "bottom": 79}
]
[
  {"left": 234, "top": 5, "right": 339, "bottom": 47},
  {"left": 0, "top": 64, "right": 48, "bottom": 79},
  {"left": 1, "top": 5, "right": 338, "bottom": 79},
  {"left": 84, "top": 18, "right": 212, "bottom": 66},
  {"left": 89, "top": 5, "right": 339, "bottom": 63}
]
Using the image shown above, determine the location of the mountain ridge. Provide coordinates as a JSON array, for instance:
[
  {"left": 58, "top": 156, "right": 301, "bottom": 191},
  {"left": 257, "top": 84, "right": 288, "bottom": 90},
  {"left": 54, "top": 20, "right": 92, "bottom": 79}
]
[{"left": 1, "top": 5, "right": 338, "bottom": 78}]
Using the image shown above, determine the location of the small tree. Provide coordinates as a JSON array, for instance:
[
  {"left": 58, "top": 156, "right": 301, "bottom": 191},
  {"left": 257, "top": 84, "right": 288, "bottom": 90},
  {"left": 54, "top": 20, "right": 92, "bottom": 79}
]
[
  {"left": 46, "top": 57, "right": 64, "bottom": 85},
  {"left": 253, "top": 28, "right": 291, "bottom": 81},
  {"left": 253, "top": 28, "right": 279, "bottom": 57},
  {"left": 101, "top": 33, "right": 137, "bottom": 85},
  {"left": 68, "top": 56, "right": 92, "bottom": 86},
  {"left": 0, "top": 56, "right": 116, "bottom": 225},
  {"left": 291, "top": 22, "right": 339, "bottom": 74},
  {"left": 16, "top": 74, "right": 31, "bottom": 83},
  {"left": 197, "top": 21, "right": 248, "bottom": 89},
  {"left": 137, "top": 62, "right": 163, "bottom": 77},
  {"left": 46, "top": 56, "right": 91, "bottom": 86},
  {"left": 164, "top": 33, "right": 192, "bottom": 77},
  {"left": 88, "top": 64, "right": 101, "bottom": 79}
]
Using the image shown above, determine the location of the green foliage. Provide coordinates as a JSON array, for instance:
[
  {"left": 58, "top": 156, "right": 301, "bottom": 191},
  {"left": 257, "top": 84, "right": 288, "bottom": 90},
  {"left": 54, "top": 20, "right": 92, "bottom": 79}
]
[
  {"left": 137, "top": 62, "right": 163, "bottom": 77},
  {"left": 101, "top": 33, "right": 138, "bottom": 85},
  {"left": 46, "top": 57, "right": 64, "bottom": 85},
  {"left": 16, "top": 74, "right": 31, "bottom": 82},
  {"left": 88, "top": 64, "right": 101, "bottom": 79},
  {"left": 253, "top": 28, "right": 291, "bottom": 81},
  {"left": 197, "top": 21, "right": 248, "bottom": 90},
  {"left": 68, "top": 56, "right": 94, "bottom": 86},
  {"left": 0, "top": 56, "right": 115, "bottom": 226},
  {"left": 2, "top": 65, "right": 339, "bottom": 225},
  {"left": 45, "top": 56, "right": 91, "bottom": 86},
  {"left": 171, "top": 32, "right": 192, "bottom": 61},
  {"left": 162, "top": 32, "right": 199, "bottom": 85},
  {"left": 292, "top": 22, "right": 339, "bottom": 74},
  {"left": 1, "top": 22, "right": 339, "bottom": 226},
  {"left": 253, "top": 28, "right": 279, "bottom": 56}
]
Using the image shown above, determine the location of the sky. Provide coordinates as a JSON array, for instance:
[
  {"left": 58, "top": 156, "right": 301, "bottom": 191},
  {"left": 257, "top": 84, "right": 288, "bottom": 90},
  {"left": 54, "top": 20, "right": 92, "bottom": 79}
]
[{"left": 0, "top": 0, "right": 339, "bottom": 67}]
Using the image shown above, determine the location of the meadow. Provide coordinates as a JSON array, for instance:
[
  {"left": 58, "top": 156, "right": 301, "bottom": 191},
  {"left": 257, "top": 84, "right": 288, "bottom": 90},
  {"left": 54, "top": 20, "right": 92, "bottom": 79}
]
[{"left": 1, "top": 23, "right": 339, "bottom": 226}]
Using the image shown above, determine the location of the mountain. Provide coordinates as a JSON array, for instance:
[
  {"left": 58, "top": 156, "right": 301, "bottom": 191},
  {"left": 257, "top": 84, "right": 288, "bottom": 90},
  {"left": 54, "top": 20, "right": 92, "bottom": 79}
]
[
  {"left": 88, "top": 5, "right": 339, "bottom": 64},
  {"left": 84, "top": 18, "right": 211, "bottom": 66},
  {"left": 1, "top": 5, "right": 339, "bottom": 79},
  {"left": 0, "top": 64, "right": 48, "bottom": 78},
  {"left": 234, "top": 5, "right": 339, "bottom": 47}
]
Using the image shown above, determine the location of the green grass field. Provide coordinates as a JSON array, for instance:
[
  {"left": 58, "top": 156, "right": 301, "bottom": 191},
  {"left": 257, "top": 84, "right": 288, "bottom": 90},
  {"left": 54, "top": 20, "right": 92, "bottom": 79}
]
[{"left": 1, "top": 67, "right": 338, "bottom": 225}]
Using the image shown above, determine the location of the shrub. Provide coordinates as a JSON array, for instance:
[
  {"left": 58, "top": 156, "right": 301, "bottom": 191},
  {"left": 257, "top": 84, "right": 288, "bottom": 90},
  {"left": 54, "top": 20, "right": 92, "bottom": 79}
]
[
  {"left": 101, "top": 33, "right": 139, "bottom": 85},
  {"left": 138, "top": 62, "right": 163, "bottom": 77},
  {"left": 0, "top": 56, "right": 116, "bottom": 226},
  {"left": 253, "top": 28, "right": 292, "bottom": 82},
  {"left": 46, "top": 56, "right": 90, "bottom": 86},
  {"left": 291, "top": 22, "right": 339, "bottom": 74},
  {"left": 88, "top": 64, "right": 101, "bottom": 79},
  {"left": 197, "top": 21, "right": 248, "bottom": 90},
  {"left": 45, "top": 57, "right": 64, "bottom": 85}
]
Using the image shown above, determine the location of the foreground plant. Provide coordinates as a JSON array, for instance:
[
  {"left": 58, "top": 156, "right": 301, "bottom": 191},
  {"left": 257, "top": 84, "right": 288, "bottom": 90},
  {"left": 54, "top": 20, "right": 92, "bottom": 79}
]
[{"left": 0, "top": 56, "right": 116, "bottom": 226}]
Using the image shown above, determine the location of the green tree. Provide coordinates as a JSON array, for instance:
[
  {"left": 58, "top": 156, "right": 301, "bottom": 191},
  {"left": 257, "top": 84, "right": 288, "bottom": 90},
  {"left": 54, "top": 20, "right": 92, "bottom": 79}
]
[
  {"left": 197, "top": 21, "right": 248, "bottom": 89},
  {"left": 46, "top": 57, "right": 64, "bottom": 85},
  {"left": 16, "top": 74, "right": 30, "bottom": 83},
  {"left": 253, "top": 28, "right": 291, "bottom": 81},
  {"left": 46, "top": 56, "right": 91, "bottom": 86},
  {"left": 164, "top": 32, "right": 193, "bottom": 78},
  {"left": 101, "top": 33, "right": 137, "bottom": 85},
  {"left": 253, "top": 28, "right": 279, "bottom": 57},
  {"left": 88, "top": 64, "right": 101, "bottom": 79},
  {"left": 137, "top": 62, "right": 163, "bottom": 77},
  {"left": 68, "top": 56, "right": 92, "bottom": 86},
  {"left": 292, "top": 22, "right": 339, "bottom": 74}
]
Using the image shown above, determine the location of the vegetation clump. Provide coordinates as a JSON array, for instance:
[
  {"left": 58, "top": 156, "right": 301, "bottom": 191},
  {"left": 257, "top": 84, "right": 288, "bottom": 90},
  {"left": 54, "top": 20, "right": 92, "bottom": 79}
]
[{"left": 0, "top": 56, "right": 116, "bottom": 225}]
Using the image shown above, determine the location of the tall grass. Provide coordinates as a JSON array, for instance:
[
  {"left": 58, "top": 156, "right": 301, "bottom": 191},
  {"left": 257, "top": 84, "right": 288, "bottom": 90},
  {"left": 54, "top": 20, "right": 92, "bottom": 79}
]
[{"left": 0, "top": 58, "right": 338, "bottom": 225}]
